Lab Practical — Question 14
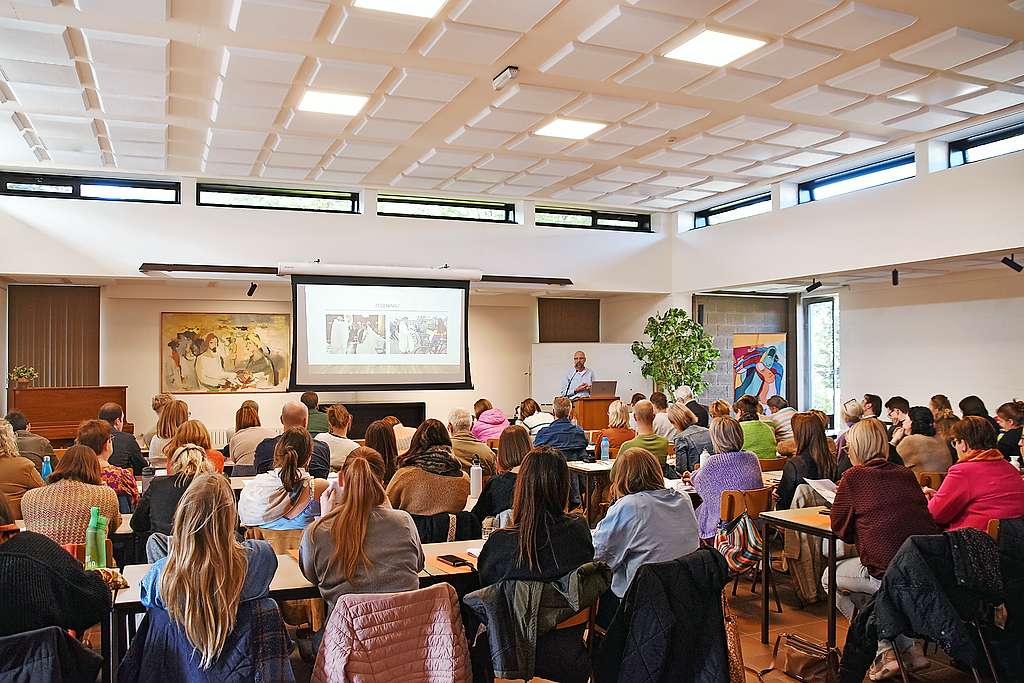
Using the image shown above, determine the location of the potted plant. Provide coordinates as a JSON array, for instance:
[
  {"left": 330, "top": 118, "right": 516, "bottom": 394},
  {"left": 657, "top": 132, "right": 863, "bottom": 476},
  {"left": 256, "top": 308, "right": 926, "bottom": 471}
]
[
  {"left": 631, "top": 308, "right": 719, "bottom": 396},
  {"left": 9, "top": 366, "right": 39, "bottom": 387}
]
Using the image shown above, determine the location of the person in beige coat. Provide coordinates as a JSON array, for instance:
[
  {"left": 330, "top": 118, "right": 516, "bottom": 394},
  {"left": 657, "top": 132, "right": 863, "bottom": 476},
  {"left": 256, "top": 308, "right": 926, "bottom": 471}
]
[
  {"left": 447, "top": 408, "right": 497, "bottom": 476},
  {"left": 386, "top": 419, "right": 469, "bottom": 516},
  {"left": 896, "top": 407, "right": 952, "bottom": 475}
]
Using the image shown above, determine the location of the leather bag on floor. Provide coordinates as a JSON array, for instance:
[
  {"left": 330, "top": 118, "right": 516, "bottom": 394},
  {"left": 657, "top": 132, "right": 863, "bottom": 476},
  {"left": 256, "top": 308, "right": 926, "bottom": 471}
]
[{"left": 757, "top": 632, "right": 840, "bottom": 683}]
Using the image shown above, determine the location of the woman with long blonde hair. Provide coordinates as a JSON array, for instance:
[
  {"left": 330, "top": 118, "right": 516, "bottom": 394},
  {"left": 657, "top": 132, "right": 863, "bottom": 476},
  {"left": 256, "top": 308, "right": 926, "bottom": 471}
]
[
  {"left": 139, "top": 473, "right": 277, "bottom": 670},
  {"left": 149, "top": 399, "right": 189, "bottom": 468},
  {"left": 163, "top": 419, "right": 224, "bottom": 472},
  {"left": 300, "top": 447, "right": 423, "bottom": 617}
]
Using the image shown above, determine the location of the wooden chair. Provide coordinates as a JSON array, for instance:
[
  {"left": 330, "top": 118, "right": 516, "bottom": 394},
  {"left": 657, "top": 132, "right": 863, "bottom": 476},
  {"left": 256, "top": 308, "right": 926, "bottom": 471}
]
[
  {"left": 917, "top": 471, "right": 945, "bottom": 489},
  {"left": 986, "top": 519, "right": 1000, "bottom": 542},
  {"left": 758, "top": 457, "right": 787, "bottom": 472},
  {"left": 245, "top": 527, "right": 325, "bottom": 634},
  {"left": 720, "top": 487, "right": 782, "bottom": 613}
]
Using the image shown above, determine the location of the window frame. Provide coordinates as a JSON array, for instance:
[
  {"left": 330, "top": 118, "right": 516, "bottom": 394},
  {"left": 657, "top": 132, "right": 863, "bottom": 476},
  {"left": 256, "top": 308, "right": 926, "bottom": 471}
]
[
  {"left": 534, "top": 206, "right": 652, "bottom": 233},
  {"left": 376, "top": 193, "right": 515, "bottom": 224},
  {"left": 692, "top": 192, "right": 771, "bottom": 229},
  {"left": 949, "top": 121, "right": 1024, "bottom": 167},
  {"left": 196, "top": 182, "right": 359, "bottom": 214},
  {"left": 0, "top": 171, "right": 180, "bottom": 204},
  {"left": 797, "top": 154, "right": 915, "bottom": 204},
  {"left": 803, "top": 295, "right": 840, "bottom": 419}
]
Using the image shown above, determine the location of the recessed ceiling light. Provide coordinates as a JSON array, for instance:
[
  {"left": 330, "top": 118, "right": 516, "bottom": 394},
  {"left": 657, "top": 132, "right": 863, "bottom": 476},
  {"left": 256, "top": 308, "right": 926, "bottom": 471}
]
[
  {"left": 298, "top": 91, "right": 369, "bottom": 116},
  {"left": 352, "top": 0, "right": 448, "bottom": 18},
  {"left": 535, "top": 118, "right": 606, "bottom": 139},
  {"left": 665, "top": 29, "right": 766, "bottom": 67}
]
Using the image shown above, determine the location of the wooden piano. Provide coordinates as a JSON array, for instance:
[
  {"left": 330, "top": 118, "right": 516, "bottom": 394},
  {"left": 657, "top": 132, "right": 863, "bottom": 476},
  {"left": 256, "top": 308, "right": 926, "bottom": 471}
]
[{"left": 6, "top": 386, "right": 134, "bottom": 446}]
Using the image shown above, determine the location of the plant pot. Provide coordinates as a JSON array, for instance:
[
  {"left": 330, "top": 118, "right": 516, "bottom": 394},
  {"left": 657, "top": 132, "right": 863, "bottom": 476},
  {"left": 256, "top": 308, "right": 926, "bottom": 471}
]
[{"left": 15, "top": 378, "right": 30, "bottom": 388}]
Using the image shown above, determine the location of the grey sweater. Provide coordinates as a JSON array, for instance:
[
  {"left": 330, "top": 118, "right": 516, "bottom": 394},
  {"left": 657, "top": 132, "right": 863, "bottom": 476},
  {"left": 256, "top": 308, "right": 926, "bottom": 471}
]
[{"left": 298, "top": 505, "right": 425, "bottom": 617}]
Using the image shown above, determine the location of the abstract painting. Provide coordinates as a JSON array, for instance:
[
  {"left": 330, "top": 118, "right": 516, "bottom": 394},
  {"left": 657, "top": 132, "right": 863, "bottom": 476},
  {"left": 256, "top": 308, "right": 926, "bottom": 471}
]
[
  {"left": 733, "top": 333, "right": 786, "bottom": 405},
  {"left": 161, "top": 312, "right": 291, "bottom": 393}
]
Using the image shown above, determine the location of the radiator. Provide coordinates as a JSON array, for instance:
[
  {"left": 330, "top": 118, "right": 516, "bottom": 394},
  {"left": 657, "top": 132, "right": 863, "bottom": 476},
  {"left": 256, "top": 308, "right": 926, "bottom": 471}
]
[{"left": 209, "top": 428, "right": 233, "bottom": 449}]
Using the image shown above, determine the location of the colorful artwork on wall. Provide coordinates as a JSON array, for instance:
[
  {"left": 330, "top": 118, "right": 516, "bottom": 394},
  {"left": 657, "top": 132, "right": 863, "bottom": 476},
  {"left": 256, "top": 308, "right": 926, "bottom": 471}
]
[
  {"left": 732, "top": 333, "right": 787, "bottom": 404},
  {"left": 161, "top": 312, "right": 291, "bottom": 393}
]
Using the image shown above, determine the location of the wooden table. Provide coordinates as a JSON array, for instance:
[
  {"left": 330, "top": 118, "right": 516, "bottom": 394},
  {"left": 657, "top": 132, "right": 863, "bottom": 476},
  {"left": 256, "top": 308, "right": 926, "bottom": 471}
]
[
  {"left": 761, "top": 470, "right": 783, "bottom": 486},
  {"left": 759, "top": 506, "right": 838, "bottom": 648},
  {"left": 286, "top": 540, "right": 483, "bottom": 579}
]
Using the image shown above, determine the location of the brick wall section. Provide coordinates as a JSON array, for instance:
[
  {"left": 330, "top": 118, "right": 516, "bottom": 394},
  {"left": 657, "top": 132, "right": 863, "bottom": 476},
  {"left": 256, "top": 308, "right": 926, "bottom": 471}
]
[{"left": 692, "top": 295, "right": 789, "bottom": 405}]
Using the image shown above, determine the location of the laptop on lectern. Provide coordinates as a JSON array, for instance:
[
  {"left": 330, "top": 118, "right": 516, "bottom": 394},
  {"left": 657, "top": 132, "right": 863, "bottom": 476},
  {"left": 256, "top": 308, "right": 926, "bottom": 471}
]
[{"left": 590, "top": 381, "right": 617, "bottom": 397}]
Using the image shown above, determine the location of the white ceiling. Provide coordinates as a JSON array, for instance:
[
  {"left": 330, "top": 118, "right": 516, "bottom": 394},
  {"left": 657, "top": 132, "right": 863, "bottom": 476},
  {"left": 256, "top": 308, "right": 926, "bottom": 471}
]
[{"left": 1, "top": 0, "right": 1024, "bottom": 212}]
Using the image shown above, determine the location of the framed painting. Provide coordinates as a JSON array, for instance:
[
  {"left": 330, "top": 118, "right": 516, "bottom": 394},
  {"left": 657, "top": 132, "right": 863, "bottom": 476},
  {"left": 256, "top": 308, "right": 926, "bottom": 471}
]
[
  {"left": 161, "top": 312, "right": 291, "bottom": 393},
  {"left": 733, "top": 333, "right": 786, "bottom": 405}
]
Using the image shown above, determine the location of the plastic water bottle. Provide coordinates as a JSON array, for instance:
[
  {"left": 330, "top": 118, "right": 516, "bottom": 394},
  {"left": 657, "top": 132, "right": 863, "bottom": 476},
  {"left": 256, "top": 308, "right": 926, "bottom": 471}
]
[
  {"left": 40, "top": 455, "right": 52, "bottom": 480},
  {"left": 85, "top": 506, "right": 108, "bottom": 570},
  {"left": 699, "top": 449, "right": 711, "bottom": 469},
  {"left": 600, "top": 437, "right": 610, "bottom": 461},
  {"left": 141, "top": 466, "right": 156, "bottom": 493},
  {"left": 470, "top": 455, "right": 483, "bottom": 499}
]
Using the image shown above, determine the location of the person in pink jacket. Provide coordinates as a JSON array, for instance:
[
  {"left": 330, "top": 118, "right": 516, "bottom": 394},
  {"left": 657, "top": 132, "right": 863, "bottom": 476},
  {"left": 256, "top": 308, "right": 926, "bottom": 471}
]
[
  {"left": 470, "top": 399, "right": 510, "bottom": 442},
  {"left": 924, "top": 416, "right": 1024, "bottom": 531}
]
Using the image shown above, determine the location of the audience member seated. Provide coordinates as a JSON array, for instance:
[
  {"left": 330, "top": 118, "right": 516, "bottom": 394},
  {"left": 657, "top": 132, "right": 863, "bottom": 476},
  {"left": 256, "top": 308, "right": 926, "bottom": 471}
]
[
  {"left": 689, "top": 417, "right": 763, "bottom": 541},
  {"left": 895, "top": 407, "right": 952, "bottom": 474},
  {"left": 592, "top": 447, "right": 700, "bottom": 628},
  {"left": 925, "top": 416, "right": 1024, "bottom": 531},
  {"left": 363, "top": 419, "right": 399, "bottom": 485},
  {"left": 516, "top": 398, "right": 554, "bottom": 438},
  {"left": 300, "top": 391, "right": 328, "bottom": 437},
  {"left": 96, "top": 402, "right": 146, "bottom": 475},
  {"left": 254, "top": 402, "right": 330, "bottom": 480},
  {"left": 534, "top": 396, "right": 588, "bottom": 507},
  {"left": 137, "top": 474, "right": 288, "bottom": 677},
  {"left": 471, "top": 398, "right": 510, "bottom": 442},
  {"left": 0, "top": 419, "right": 43, "bottom": 518},
  {"left": 472, "top": 425, "right": 529, "bottom": 522},
  {"left": 995, "top": 400, "right": 1023, "bottom": 460},
  {"left": 861, "top": 393, "right": 883, "bottom": 421},
  {"left": 627, "top": 392, "right": 646, "bottom": 428},
  {"left": 228, "top": 401, "right": 276, "bottom": 470},
  {"left": 0, "top": 492, "right": 110, "bottom": 637},
  {"left": 669, "top": 404, "right": 714, "bottom": 475},
  {"left": 825, "top": 418, "right": 938, "bottom": 680},
  {"left": 148, "top": 399, "right": 189, "bottom": 469},
  {"left": 381, "top": 415, "right": 416, "bottom": 453},
  {"left": 766, "top": 395, "right": 797, "bottom": 441},
  {"left": 835, "top": 398, "right": 864, "bottom": 477},
  {"left": 709, "top": 400, "right": 731, "bottom": 419},
  {"left": 734, "top": 395, "right": 777, "bottom": 460},
  {"left": 884, "top": 396, "right": 912, "bottom": 445},
  {"left": 675, "top": 385, "right": 709, "bottom": 428},
  {"left": 592, "top": 400, "right": 636, "bottom": 453},
  {"left": 132, "top": 445, "right": 213, "bottom": 537},
  {"left": 4, "top": 410, "right": 53, "bottom": 471},
  {"left": 959, "top": 394, "right": 1000, "bottom": 435},
  {"left": 142, "top": 392, "right": 173, "bottom": 448},
  {"left": 239, "top": 428, "right": 328, "bottom": 531},
  {"left": 163, "top": 420, "right": 225, "bottom": 473},
  {"left": 21, "top": 445, "right": 121, "bottom": 545},
  {"left": 650, "top": 392, "right": 678, "bottom": 439},
  {"left": 386, "top": 419, "right": 469, "bottom": 516},
  {"left": 777, "top": 413, "right": 838, "bottom": 510},
  {"left": 618, "top": 400, "right": 670, "bottom": 468},
  {"left": 476, "top": 446, "right": 594, "bottom": 683},
  {"left": 77, "top": 419, "right": 139, "bottom": 510},
  {"left": 315, "top": 404, "right": 360, "bottom": 470},
  {"left": 929, "top": 394, "right": 954, "bottom": 421},
  {"left": 300, "top": 448, "right": 423, "bottom": 620},
  {"left": 447, "top": 408, "right": 497, "bottom": 475}
]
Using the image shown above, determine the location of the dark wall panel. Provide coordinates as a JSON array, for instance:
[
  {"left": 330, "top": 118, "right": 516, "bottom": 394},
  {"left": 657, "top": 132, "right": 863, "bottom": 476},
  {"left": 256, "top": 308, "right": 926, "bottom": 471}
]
[
  {"left": 8, "top": 285, "right": 100, "bottom": 387},
  {"left": 538, "top": 298, "right": 600, "bottom": 343}
]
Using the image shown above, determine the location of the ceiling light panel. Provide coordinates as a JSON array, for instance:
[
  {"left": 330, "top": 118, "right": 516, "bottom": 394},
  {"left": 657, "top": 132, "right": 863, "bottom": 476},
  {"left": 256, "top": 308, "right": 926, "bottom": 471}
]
[
  {"left": 832, "top": 97, "right": 919, "bottom": 124},
  {"left": 627, "top": 103, "right": 710, "bottom": 129},
  {"left": 955, "top": 44, "right": 1024, "bottom": 82},
  {"left": 767, "top": 124, "right": 842, "bottom": 147},
  {"left": 685, "top": 68, "right": 781, "bottom": 101},
  {"left": 613, "top": 55, "right": 712, "bottom": 90},
  {"left": 220, "top": 47, "right": 303, "bottom": 84},
  {"left": 792, "top": 2, "right": 917, "bottom": 50},
  {"left": 536, "top": 118, "right": 607, "bottom": 139},
  {"left": 353, "top": 0, "right": 448, "bottom": 17},
  {"left": 733, "top": 39, "right": 839, "bottom": 79},
  {"left": 298, "top": 91, "right": 370, "bottom": 116},
  {"left": 0, "top": 59, "right": 80, "bottom": 88},
  {"left": 713, "top": 0, "right": 840, "bottom": 35},
  {"left": 285, "top": 110, "right": 354, "bottom": 133},
  {"left": 948, "top": 85, "right": 1024, "bottom": 114},
  {"left": 0, "top": 19, "right": 73, "bottom": 65},
  {"left": 772, "top": 85, "right": 864, "bottom": 115},
  {"left": 883, "top": 106, "right": 969, "bottom": 132},
  {"left": 420, "top": 22, "right": 521, "bottom": 64},
  {"left": 493, "top": 84, "right": 580, "bottom": 114},
  {"left": 665, "top": 28, "right": 766, "bottom": 67},
  {"left": 449, "top": 0, "right": 560, "bottom": 32},
  {"left": 891, "top": 27, "right": 1011, "bottom": 70},
  {"left": 331, "top": 6, "right": 428, "bottom": 54},
  {"left": 708, "top": 115, "right": 790, "bottom": 140},
  {"left": 594, "top": 123, "right": 666, "bottom": 146},
  {"left": 579, "top": 6, "right": 690, "bottom": 53},
  {"left": 891, "top": 74, "right": 986, "bottom": 105},
  {"left": 387, "top": 68, "right": 472, "bottom": 102},
  {"left": 310, "top": 58, "right": 392, "bottom": 93},
  {"left": 467, "top": 107, "right": 545, "bottom": 132},
  {"left": 540, "top": 42, "right": 639, "bottom": 81},
  {"left": 563, "top": 95, "right": 648, "bottom": 122},
  {"left": 369, "top": 95, "right": 446, "bottom": 123},
  {"left": 229, "top": 0, "right": 329, "bottom": 41}
]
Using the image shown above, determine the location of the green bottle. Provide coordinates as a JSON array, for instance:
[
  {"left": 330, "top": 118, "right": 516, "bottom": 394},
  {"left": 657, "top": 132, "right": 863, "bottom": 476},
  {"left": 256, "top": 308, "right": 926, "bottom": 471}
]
[{"left": 85, "top": 506, "right": 108, "bottom": 570}]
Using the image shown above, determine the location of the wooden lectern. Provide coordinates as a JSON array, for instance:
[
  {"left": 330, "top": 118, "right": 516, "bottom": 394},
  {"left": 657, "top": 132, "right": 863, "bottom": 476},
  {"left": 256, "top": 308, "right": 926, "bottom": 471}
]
[
  {"left": 573, "top": 397, "right": 619, "bottom": 431},
  {"left": 6, "top": 386, "right": 132, "bottom": 445}
]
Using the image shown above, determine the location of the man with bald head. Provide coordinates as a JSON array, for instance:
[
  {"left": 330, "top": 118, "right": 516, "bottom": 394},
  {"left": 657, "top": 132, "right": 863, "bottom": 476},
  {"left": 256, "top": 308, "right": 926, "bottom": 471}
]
[{"left": 252, "top": 400, "right": 331, "bottom": 478}]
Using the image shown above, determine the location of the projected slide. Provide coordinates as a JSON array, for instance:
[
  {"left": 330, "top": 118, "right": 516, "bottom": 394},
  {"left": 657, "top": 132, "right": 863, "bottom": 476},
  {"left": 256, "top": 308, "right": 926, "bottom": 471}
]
[{"left": 291, "top": 276, "right": 470, "bottom": 390}]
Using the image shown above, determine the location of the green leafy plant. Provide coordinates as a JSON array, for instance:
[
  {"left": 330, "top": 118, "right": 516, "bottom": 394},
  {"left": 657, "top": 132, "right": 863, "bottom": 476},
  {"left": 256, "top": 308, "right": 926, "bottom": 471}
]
[
  {"left": 9, "top": 366, "right": 38, "bottom": 382},
  {"left": 631, "top": 308, "right": 719, "bottom": 396}
]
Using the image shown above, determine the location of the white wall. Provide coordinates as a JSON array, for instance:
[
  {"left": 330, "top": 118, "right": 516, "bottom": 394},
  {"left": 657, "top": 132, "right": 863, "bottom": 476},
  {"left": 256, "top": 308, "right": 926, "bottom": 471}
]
[
  {"left": 840, "top": 268, "right": 1024, "bottom": 412},
  {"left": 100, "top": 282, "right": 534, "bottom": 435}
]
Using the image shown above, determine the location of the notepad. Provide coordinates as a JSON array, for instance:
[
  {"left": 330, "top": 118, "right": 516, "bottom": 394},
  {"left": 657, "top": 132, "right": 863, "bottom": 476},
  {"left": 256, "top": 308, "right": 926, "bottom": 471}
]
[{"left": 805, "top": 478, "right": 837, "bottom": 505}]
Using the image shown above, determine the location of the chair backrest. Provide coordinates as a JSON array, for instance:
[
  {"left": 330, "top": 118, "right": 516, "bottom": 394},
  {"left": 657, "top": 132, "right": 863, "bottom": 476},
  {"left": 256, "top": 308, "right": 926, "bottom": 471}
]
[
  {"left": 244, "top": 526, "right": 304, "bottom": 554},
  {"left": 720, "top": 487, "right": 774, "bottom": 523},
  {"left": 486, "top": 438, "right": 500, "bottom": 451},
  {"left": 986, "top": 519, "right": 1000, "bottom": 542},
  {"left": 758, "top": 457, "right": 786, "bottom": 472},
  {"left": 917, "top": 471, "right": 945, "bottom": 489}
]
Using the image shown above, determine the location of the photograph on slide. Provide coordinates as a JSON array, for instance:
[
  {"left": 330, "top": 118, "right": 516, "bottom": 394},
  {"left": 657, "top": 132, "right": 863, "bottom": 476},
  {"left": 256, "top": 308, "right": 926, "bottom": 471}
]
[
  {"left": 388, "top": 315, "right": 448, "bottom": 355},
  {"left": 325, "top": 314, "right": 386, "bottom": 355}
]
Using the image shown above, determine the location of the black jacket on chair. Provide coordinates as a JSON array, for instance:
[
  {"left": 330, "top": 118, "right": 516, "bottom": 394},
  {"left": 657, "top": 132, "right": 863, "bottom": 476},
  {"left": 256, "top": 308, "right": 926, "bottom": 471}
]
[
  {"left": 595, "top": 547, "right": 730, "bottom": 683},
  {"left": 410, "top": 510, "right": 482, "bottom": 544},
  {"left": 0, "top": 626, "right": 102, "bottom": 682}
]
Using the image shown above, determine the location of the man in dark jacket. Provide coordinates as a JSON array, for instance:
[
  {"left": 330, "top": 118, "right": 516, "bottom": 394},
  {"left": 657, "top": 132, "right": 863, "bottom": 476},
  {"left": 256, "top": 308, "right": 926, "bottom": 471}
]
[
  {"left": 534, "top": 396, "right": 587, "bottom": 507},
  {"left": 253, "top": 401, "right": 330, "bottom": 479},
  {"left": 99, "top": 403, "right": 147, "bottom": 475}
]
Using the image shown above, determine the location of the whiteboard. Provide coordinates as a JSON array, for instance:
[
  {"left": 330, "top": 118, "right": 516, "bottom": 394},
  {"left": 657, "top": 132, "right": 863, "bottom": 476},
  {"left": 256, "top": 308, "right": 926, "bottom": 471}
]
[{"left": 530, "top": 343, "right": 650, "bottom": 405}]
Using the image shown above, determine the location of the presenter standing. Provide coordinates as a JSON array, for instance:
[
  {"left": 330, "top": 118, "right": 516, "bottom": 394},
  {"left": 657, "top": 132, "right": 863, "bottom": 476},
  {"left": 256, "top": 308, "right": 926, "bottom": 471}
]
[{"left": 563, "top": 350, "right": 594, "bottom": 399}]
